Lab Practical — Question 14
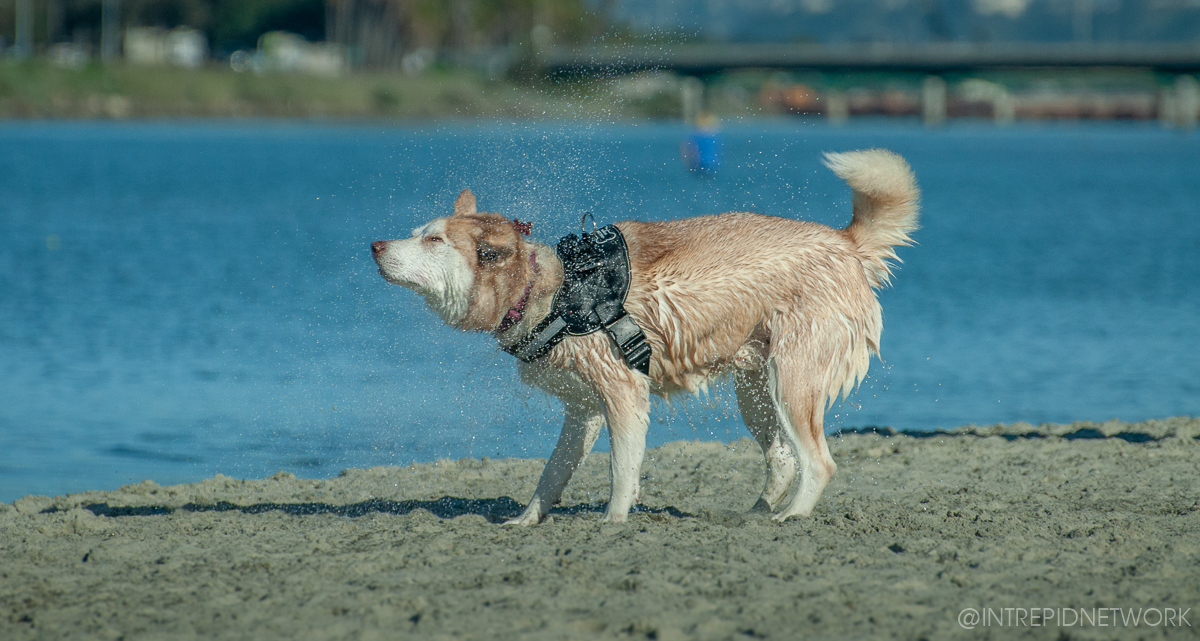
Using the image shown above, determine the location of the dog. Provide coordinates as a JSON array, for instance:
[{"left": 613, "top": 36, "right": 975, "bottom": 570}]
[{"left": 371, "top": 149, "right": 919, "bottom": 525}]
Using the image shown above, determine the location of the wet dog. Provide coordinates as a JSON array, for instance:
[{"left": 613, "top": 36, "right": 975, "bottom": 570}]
[{"left": 371, "top": 149, "right": 919, "bottom": 525}]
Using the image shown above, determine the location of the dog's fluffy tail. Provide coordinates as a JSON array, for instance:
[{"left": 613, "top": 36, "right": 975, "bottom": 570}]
[{"left": 823, "top": 149, "right": 920, "bottom": 289}]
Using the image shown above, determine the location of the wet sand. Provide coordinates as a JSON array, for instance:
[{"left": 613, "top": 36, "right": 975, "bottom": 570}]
[{"left": 3, "top": 417, "right": 1198, "bottom": 640}]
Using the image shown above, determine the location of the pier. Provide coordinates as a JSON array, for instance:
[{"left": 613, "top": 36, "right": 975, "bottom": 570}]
[
  {"left": 541, "top": 42, "right": 1200, "bottom": 76},
  {"left": 541, "top": 42, "right": 1200, "bottom": 127}
]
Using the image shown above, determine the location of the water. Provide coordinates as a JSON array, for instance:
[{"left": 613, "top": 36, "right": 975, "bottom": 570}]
[{"left": 1, "top": 119, "right": 1197, "bottom": 502}]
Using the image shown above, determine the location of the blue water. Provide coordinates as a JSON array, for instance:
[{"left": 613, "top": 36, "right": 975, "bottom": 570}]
[{"left": 1, "top": 120, "right": 1197, "bottom": 502}]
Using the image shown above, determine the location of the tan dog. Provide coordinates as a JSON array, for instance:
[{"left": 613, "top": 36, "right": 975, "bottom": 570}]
[{"left": 371, "top": 149, "right": 919, "bottom": 525}]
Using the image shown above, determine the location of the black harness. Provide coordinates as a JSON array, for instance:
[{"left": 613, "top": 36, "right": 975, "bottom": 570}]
[{"left": 504, "top": 225, "right": 652, "bottom": 375}]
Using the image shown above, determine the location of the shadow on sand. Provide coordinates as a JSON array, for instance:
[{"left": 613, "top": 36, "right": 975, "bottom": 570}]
[
  {"left": 72, "top": 497, "right": 692, "bottom": 524},
  {"left": 834, "top": 425, "right": 1163, "bottom": 444}
]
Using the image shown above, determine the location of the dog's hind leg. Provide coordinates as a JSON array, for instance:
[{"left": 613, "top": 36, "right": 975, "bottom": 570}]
[
  {"left": 765, "top": 329, "right": 839, "bottom": 522},
  {"left": 505, "top": 394, "right": 605, "bottom": 526},
  {"left": 734, "top": 365, "right": 797, "bottom": 512}
]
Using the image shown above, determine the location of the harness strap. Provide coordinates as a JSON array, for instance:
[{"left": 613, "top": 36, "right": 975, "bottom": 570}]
[
  {"left": 506, "top": 316, "right": 568, "bottom": 363},
  {"left": 503, "top": 224, "right": 651, "bottom": 375}
]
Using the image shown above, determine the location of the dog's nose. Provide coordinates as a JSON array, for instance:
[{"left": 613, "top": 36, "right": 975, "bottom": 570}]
[{"left": 371, "top": 240, "right": 387, "bottom": 254}]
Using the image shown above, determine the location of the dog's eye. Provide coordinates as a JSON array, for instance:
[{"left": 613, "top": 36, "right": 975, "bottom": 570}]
[
  {"left": 476, "top": 243, "right": 509, "bottom": 264},
  {"left": 424, "top": 236, "right": 443, "bottom": 243}
]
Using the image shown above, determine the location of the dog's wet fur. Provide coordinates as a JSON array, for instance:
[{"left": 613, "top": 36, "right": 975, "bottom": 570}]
[{"left": 372, "top": 149, "right": 920, "bottom": 525}]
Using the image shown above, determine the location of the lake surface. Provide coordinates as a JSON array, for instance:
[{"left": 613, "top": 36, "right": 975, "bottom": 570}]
[{"left": 1, "top": 119, "right": 1197, "bottom": 502}]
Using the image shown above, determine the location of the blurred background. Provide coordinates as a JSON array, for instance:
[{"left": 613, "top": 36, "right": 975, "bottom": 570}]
[
  {"left": 1, "top": 1, "right": 1198, "bottom": 501},
  {"left": 0, "top": 0, "right": 1198, "bottom": 124}
]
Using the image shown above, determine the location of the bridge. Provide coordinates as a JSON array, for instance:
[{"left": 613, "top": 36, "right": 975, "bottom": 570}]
[
  {"left": 538, "top": 42, "right": 1200, "bottom": 127},
  {"left": 540, "top": 42, "right": 1200, "bottom": 76}
]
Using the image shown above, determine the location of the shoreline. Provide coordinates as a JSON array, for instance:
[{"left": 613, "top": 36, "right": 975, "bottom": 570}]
[
  {"left": 3, "top": 60, "right": 1195, "bottom": 127},
  {"left": 3, "top": 416, "right": 1198, "bottom": 639}
]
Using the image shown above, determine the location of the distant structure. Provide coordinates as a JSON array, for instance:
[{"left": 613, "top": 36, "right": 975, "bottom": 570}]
[
  {"left": 543, "top": 42, "right": 1200, "bottom": 127},
  {"left": 100, "top": 0, "right": 120, "bottom": 63},
  {"left": 587, "top": 0, "right": 1200, "bottom": 127},
  {"left": 13, "top": 0, "right": 31, "bottom": 58},
  {"left": 541, "top": 42, "right": 1200, "bottom": 76},
  {"left": 125, "top": 27, "right": 208, "bottom": 69},
  {"left": 231, "top": 32, "right": 347, "bottom": 76}
]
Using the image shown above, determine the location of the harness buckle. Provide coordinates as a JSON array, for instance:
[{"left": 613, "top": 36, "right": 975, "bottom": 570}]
[{"left": 605, "top": 314, "right": 652, "bottom": 375}]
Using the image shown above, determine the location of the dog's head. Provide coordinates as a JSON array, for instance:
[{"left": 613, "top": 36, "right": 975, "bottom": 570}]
[{"left": 372, "top": 189, "right": 534, "bottom": 332}]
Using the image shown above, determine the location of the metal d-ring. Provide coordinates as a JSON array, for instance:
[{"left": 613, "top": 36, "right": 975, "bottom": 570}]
[{"left": 580, "top": 212, "right": 596, "bottom": 234}]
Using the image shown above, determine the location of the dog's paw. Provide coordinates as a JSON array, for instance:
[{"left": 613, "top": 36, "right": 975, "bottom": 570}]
[
  {"left": 502, "top": 511, "right": 543, "bottom": 527},
  {"left": 771, "top": 508, "right": 813, "bottom": 523},
  {"left": 599, "top": 511, "right": 629, "bottom": 524},
  {"left": 748, "top": 498, "right": 773, "bottom": 514}
]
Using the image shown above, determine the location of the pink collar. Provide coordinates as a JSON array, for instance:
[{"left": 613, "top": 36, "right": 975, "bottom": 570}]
[{"left": 496, "top": 251, "right": 539, "bottom": 334}]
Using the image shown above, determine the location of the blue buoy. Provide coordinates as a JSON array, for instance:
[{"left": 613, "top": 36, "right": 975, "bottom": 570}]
[{"left": 681, "top": 113, "right": 722, "bottom": 176}]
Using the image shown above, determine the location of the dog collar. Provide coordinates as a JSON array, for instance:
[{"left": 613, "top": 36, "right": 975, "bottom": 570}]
[
  {"left": 504, "top": 224, "right": 651, "bottom": 375},
  {"left": 495, "top": 252, "right": 540, "bottom": 335}
]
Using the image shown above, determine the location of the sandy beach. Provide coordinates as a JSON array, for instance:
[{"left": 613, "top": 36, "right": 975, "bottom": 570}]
[{"left": 2, "top": 416, "right": 1197, "bottom": 640}]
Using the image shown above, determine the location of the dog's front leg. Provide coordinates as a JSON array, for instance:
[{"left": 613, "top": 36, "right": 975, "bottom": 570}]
[
  {"left": 599, "top": 378, "right": 651, "bottom": 523},
  {"left": 505, "top": 397, "right": 605, "bottom": 526}
]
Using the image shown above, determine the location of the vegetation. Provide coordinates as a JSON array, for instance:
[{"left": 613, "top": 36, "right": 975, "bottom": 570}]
[
  {"left": 0, "top": 0, "right": 609, "bottom": 59},
  {"left": 0, "top": 57, "right": 627, "bottom": 119}
]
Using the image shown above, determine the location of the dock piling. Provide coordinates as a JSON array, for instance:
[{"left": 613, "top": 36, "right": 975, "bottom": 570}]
[{"left": 922, "top": 75, "right": 947, "bottom": 126}]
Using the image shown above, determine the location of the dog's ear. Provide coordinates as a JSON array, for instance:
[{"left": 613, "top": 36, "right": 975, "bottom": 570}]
[
  {"left": 476, "top": 240, "right": 514, "bottom": 265},
  {"left": 453, "top": 189, "right": 477, "bottom": 217}
]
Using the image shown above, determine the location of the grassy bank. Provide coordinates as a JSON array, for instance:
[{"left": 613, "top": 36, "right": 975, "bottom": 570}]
[
  {"left": 0, "top": 60, "right": 613, "bottom": 120},
  {"left": 3, "top": 59, "right": 1187, "bottom": 124}
]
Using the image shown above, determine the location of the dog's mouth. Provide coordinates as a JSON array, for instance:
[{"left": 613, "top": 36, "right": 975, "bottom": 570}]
[
  {"left": 373, "top": 255, "right": 424, "bottom": 290},
  {"left": 380, "top": 270, "right": 426, "bottom": 290}
]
